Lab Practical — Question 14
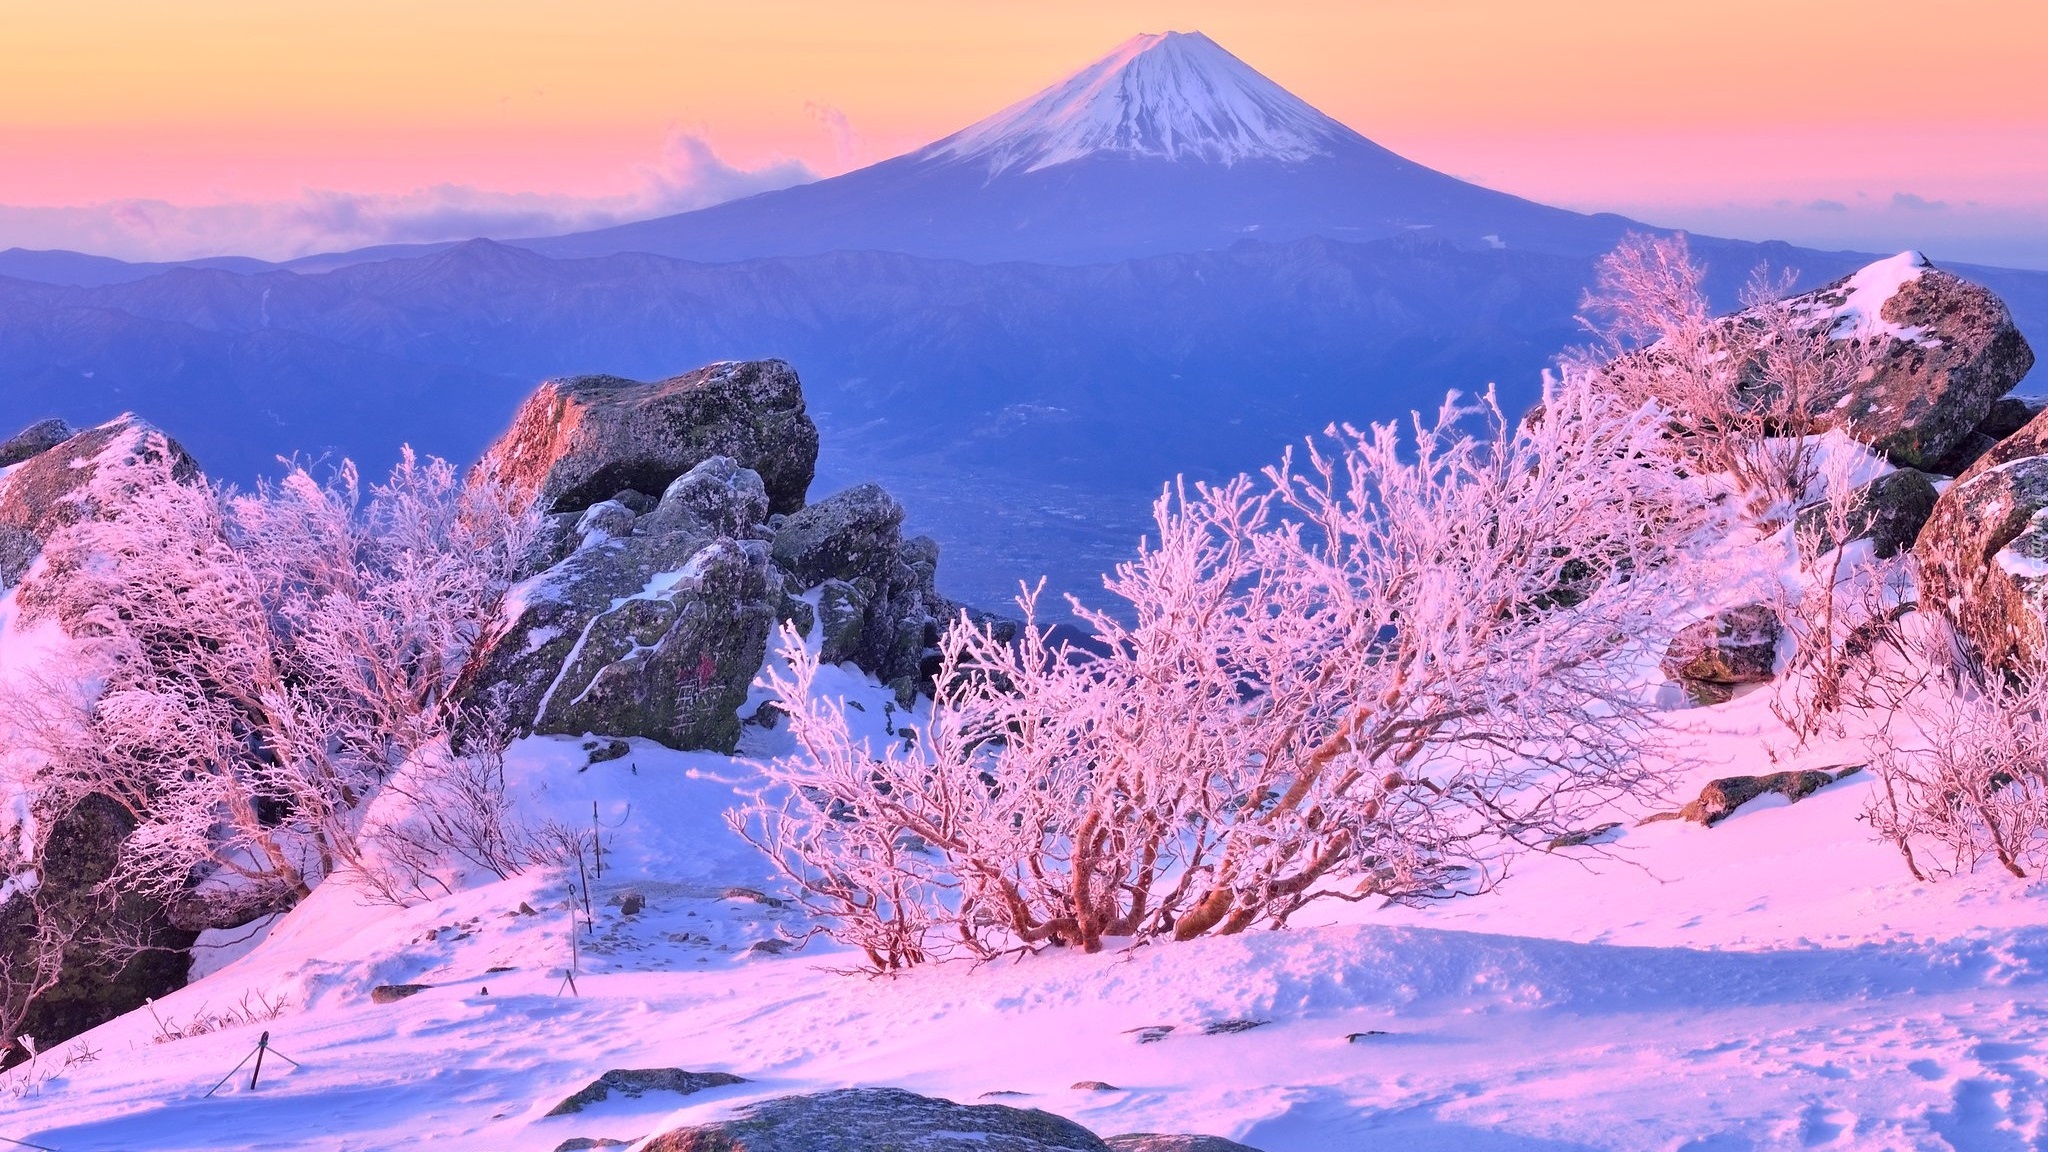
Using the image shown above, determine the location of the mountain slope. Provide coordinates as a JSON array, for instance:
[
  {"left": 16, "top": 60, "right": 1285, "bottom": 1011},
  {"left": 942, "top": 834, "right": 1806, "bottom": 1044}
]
[{"left": 522, "top": 31, "right": 1637, "bottom": 266}]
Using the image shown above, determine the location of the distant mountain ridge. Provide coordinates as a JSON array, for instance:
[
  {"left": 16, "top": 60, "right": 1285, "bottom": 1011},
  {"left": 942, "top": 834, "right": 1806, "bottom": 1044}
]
[{"left": 2, "top": 29, "right": 2044, "bottom": 610}]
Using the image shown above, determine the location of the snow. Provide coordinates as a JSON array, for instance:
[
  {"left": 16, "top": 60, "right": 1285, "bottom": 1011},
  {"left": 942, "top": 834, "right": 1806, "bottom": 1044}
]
[
  {"left": 922, "top": 31, "right": 1350, "bottom": 175},
  {"left": 9, "top": 498, "right": 2048, "bottom": 1150},
  {"left": 1823, "top": 250, "right": 1932, "bottom": 343}
]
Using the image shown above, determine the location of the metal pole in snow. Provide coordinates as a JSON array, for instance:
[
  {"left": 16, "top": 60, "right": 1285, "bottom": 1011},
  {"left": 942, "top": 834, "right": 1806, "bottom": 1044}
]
[{"left": 247, "top": 1032, "right": 269, "bottom": 1091}]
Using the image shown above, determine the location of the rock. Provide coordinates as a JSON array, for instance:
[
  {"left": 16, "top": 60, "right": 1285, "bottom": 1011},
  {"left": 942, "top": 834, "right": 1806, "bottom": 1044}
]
[
  {"left": 1779, "top": 254, "right": 2034, "bottom": 469},
  {"left": 771, "top": 485, "right": 952, "bottom": 694},
  {"left": 468, "top": 457, "right": 781, "bottom": 753},
  {"left": 640, "top": 1087, "right": 1110, "bottom": 1152},
  {"left": 371, "top": 983, "right": 429, "bottom": 1004},
  {"left": 1959, "top": 402, "right": 2048, "bottom": 485},
  {"left": 723, "top": 887, "right": 784, "bottom": 907},
  {"left": 1979, "top": 395, "right": 2046, "bottom": 441},
  {"left": 1661, "top": 604, "right": 1781, "bottom": 692},
  {"left": 1916, "top": 454, "right": 2048, "bottom": 670},
  {"left": 1072, "top": 1081, "right": 1121, "bottom": 1092},
  {"left": 476, "top": 359, "right": 816, "bottom": 518},
  {"left": 0, "top": 794, "right": 196, "bottom": 1069},
  {"left": 772, "top": 482, "right": 905, "bottom": 586},
  {"left": 618, "top": 893, "right": 646, "bottom": 917},
  {"left": 745, "top": 938, "right": 792, "bottom": 956},
  {"left": 1792, "top": 468, "right": 1938, "bottom": 560},
  {"left": 547, "top": 1068, "right": 748, "bottom": 1116},
  {"left": 1105, "top": 1137, "right": 1268, "bottom": 1152},
  {"left": 1199, "top": 1019, "right": 1268, "bottom": 1036},
  {"left": 0, "top": 416, "right": 197, "bottom": 587},
  {"left": 1677, "top": 770, "right": 1838, "bottom": 826},
  {"left": 0, "top": 418, "right": 72, "bottom": 468},
  {"left": 582, "top": 738, "right": 631, "bottom": 765},
  {"left": 1546, "top": 822, "right": 1622, "bottom": 850},
  {"left": 554, "top": 1140, "right": 633, "bottom": 1152},
  {"left": 1125, "top": 1025, "right": 1174, "bottom": 1044}
]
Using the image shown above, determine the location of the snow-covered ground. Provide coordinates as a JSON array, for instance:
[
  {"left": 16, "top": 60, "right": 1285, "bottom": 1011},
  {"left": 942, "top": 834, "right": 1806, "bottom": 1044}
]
[{"left": 7, "top": 511, "right": 2048, "bottom": 1152}]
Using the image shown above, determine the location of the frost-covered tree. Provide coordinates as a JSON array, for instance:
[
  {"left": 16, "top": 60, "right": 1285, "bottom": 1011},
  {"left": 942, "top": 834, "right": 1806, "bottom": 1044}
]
[
  {"left": 735, "top": 374, "right": 1716, "bottom": 969},
  {"left": 10, "top": 447, "right": 535, "bottom": 920}
]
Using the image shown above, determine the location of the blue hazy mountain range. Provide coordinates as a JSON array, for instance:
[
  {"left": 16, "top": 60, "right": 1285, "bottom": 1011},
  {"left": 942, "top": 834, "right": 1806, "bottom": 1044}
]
[{"left": 2, "top": 31, "right": 2042, "bottom": 609}]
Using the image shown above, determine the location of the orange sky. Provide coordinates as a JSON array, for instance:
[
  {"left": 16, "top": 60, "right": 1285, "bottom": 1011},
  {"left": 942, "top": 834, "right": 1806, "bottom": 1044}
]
[{"left": 4, "top": 0, "right": 2046, "bottom": 263}]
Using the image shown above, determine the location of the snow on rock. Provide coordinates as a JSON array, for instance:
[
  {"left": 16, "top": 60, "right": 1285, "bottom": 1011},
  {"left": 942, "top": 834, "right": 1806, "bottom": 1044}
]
[
  {"left": 921, "top": 31, "right": 1352, "bottom": 175},
  {"left": 1818, "top": 249, "right": 1932, "bottom": 342}
]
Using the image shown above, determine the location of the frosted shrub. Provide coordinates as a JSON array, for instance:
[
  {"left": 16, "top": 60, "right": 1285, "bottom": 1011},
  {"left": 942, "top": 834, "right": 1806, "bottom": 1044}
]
[
  {"left": 735, "top": 377, "right": 1715, "bottom": 969},
  {"left": 1865, "top": 654, "right": 2048, "bottom": 882},
  {"left": 11, "top": 447, "right": 536, "bottom": 917}
]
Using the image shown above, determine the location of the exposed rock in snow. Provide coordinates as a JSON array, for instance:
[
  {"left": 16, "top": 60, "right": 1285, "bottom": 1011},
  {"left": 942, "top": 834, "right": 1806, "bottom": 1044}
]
[
  {"left": 640, "top": 1086, "right": 1111, "bottom": 1151},
  {"left": 1915, "top": 453, "right": 2048, "bottom": 670},
  {"left": 475, "top": 360, "right": 817, "bottom": 519},
  {"left": 1792, "top": 467, "right": 1938, "bottom": 561},
  {"left": 1661, "top": 603, "right": 1781, "bottom": 702},
  {"left": 546, "top": 1068, "right": 747, "bottom": 1117},
  {"left": 919, "top": 31, "right": 1350, "bottom": 176}
]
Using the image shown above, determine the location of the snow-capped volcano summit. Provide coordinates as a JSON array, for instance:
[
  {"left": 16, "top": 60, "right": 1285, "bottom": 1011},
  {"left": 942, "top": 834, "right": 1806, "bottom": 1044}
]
[
  {"left": 922, "top": 30, "right": 1350, "bottom": 174},
  {"left": 522, "top": 30, "right": 1633, "bottom": 265}
]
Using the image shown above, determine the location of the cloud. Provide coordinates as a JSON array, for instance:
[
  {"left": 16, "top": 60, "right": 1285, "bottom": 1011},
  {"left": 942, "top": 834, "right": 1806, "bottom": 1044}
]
[
  {"left": 804, "top": 101, "right": 861, "bottom": 168},
  {"left": 0, "top": 132, "right": 816, "bottom": 263},
  {"left": 1804, "top": 198, "right": 1849, "bottom": 213},
  {"left": 1892, "top": 192, "right": 1950, "bottom": 212}
]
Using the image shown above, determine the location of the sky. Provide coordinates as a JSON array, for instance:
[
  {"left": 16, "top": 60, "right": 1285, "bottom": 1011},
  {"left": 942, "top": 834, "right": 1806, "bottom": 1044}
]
[{"left": 2, "top": 0, "right": 2045, "bottom": 267}]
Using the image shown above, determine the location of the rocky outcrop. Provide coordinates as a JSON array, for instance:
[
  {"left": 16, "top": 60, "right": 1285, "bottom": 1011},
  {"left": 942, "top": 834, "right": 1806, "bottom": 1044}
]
[
  {"left": 0, "top": 416, "right": 196, "bottom": 587},
  {"left": 641, "top": 1087, "right": 1111, "bottom": 1152},
  {"left": 475, "top": 360, "right": 816, "bottom": 518},
  {"left": 1914, "top": 454, "right": 2048, "bottom": 670},
  {"left": 0, "top": 418, "right": 71, "bottom": 468},
  {"left": 1661, "top": 604, "right": 1781, "bottom": 702},
  {"left": 1792, "top": 468, "right": 1938, "bottom": 560},
  {"left": 1, "top": 795, "right": 197, "bottom": 1069},
  {"left": 473, "top": 457, "right": 782, "bottom": 754},
  {"left": 776, "top": 483, "right": 952, "bottom": 700}
]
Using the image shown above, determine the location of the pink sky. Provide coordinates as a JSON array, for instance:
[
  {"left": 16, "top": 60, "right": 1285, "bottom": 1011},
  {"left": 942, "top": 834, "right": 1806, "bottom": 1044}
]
[{"left": 4, "top": 0, "right": 2045, "bottom": 266}]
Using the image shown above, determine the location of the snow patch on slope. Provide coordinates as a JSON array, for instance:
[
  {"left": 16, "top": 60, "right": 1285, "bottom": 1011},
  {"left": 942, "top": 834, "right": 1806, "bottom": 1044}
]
[{"left": 922, "top": 30, "right": 1350, "bottom": 175}]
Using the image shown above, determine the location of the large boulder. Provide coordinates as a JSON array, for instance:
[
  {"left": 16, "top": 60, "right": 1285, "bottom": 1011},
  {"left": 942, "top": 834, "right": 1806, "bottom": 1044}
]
[
  {"left": 471, "top": 458, "right": 781, "bottom": 753},
  {"left": 1106, "top": 1137, "right": 1267, "bottom": 1152},
  {"left": 1782, "top": 253, "right": 2034, "bottom": 470},
  {"left": 1914, "top": 454, "right": 2048, "bottom": 670},
  {"left": 0, "top": 416, "right": 197, "bottom": 587},
  {"left": 475, "top": 360, "right": 816, "bottom": 518},
  {"left": 641, "top": 1087, "right": 1111, "bottom": 1152}
]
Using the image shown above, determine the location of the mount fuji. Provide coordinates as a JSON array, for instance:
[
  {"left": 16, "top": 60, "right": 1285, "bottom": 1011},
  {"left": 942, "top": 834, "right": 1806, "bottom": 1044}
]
[{"left": 519, "top": 31, "right": 1633, "bottom": 265}]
